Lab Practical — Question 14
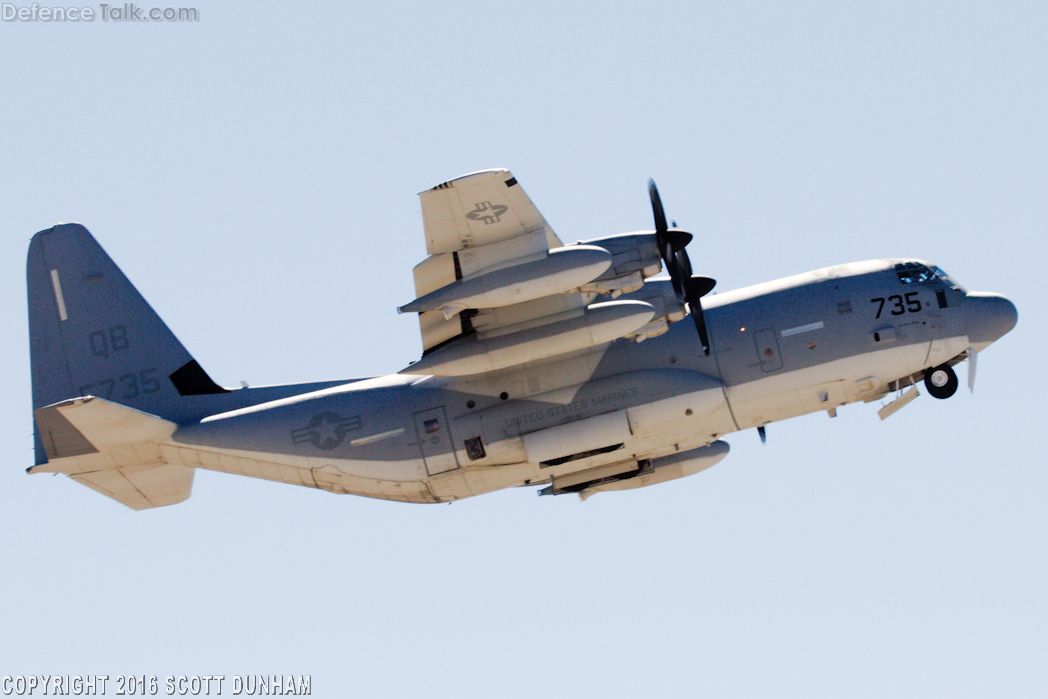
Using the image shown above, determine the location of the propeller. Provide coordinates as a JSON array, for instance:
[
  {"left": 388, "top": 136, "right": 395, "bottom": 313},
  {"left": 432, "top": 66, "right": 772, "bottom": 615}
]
[{"left": 648, "top": 179, "right": 715, "bottom": 355}]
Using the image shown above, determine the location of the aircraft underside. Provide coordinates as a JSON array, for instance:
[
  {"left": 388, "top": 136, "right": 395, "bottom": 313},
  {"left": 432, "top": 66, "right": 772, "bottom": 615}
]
[{"left": 150, "top": 331, "right": 974, "bottom": 504}]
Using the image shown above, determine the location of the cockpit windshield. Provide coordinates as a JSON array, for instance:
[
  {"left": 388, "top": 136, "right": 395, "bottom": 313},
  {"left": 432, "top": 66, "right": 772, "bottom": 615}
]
[
  {"left": 894, "top": 262, "right": 966, "bottom": 292},
  {"left": 931, "top": 266, "right": 966, "bottom": 292},
  {"left": 895, "top": 262, "right": 935, "bottom": 284}
]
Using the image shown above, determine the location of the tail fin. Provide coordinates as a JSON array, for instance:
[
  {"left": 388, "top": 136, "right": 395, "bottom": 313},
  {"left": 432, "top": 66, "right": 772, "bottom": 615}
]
[{"left": 28, "top": 224, "right": 226, "bottom": 466}]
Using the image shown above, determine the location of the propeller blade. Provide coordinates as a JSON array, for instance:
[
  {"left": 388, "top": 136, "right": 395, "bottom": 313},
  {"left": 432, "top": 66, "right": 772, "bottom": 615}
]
[
  {"left": 685, "top": 274, "right": 715, "bottom": 354},
  {"left": 674, "top": 248, "right": 694, "bottom": 305},
  {"left": 663, "top": 240, "right": 684, "bottom": 301},
  {"left": 691, "top": 300, "right": 711, "bottom": 355},
  {"left": 675, "top": 248, "right": 713, "bottom": 355},
  {"left": 646, "top": 179, "right": 714, "bottom": 355},
  {"left": 649, "top": 179, "right": 668, "bottom": 234},
  {"left": 649, "top": 180, "right": 691, "bottom": 252},
  {"left": 651, "top": 179, "right": 685, "bottom": 303},
  {"left": 676, "top": 247, "right": 693, "bottom": 279},
  {"left": 968, "top": 347, "right": 978, "bottom": 393}
]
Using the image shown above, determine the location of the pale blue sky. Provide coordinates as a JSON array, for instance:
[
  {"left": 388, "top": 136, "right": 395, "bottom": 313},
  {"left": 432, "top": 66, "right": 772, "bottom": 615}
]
[{"left": 2, "top": 1, "right": 1045, "bottom": 696}]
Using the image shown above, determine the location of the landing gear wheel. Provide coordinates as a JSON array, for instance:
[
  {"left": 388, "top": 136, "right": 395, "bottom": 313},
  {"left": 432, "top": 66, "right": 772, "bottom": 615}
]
[{"left": 924, "top": 364, "right": 958, "bottom": 399}]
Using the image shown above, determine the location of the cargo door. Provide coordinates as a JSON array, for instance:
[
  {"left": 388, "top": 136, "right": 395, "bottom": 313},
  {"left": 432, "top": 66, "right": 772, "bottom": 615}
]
[
  {"left": 414, "top": 407, "right": 460, "bottom": 476},
  {"left": 754, "top": 328, "right": 783, "bottom": 372}
]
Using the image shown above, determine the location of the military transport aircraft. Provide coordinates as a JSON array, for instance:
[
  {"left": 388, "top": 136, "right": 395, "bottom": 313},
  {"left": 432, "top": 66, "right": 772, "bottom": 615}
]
[{"left": 27, "top": 169, "right": 1018, "bottom": 508}]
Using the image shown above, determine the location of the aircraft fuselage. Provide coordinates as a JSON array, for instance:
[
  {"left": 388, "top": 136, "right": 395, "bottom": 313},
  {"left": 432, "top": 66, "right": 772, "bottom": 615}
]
[{"left": 163, "top": 258, "right": 1011, "bottom": 503}]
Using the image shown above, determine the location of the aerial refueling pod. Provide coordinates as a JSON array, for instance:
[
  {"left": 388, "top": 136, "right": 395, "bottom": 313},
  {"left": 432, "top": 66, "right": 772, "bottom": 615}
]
[
  {"left": 401, "top": 300, "right": 655, "bottom": 376},
  {"left": 577, "top": 441, "right": 730, "bottom": 500},
  {"left": 399, "top": 245, "right": 612, "bottom": 319}
]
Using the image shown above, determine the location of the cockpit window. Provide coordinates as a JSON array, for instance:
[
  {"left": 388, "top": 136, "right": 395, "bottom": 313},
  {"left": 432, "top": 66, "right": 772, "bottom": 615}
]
[
  {"left": 894, "top": 262, "right": 967, "bottom": 292},
  {"left": 930, "top": 265, "right": 967, "bottom": 292},
  {"left": 894, "top": 262, "right": 936, "bottom": 284}
]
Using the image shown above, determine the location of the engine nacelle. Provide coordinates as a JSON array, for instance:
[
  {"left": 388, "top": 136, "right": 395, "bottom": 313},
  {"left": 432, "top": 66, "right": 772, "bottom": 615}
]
[{"left": 571, "top": 232, "right": 663, "bottom": 296}]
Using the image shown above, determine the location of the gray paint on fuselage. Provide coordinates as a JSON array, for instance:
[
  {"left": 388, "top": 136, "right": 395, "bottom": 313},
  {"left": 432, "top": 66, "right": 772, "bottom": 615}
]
[
  {"left": 170, "top": 259, "right": 969, "bottom": 470},
  {"left": 689, "top": 262, "right": 954, "bottom": 378},
  {"left": 174, "top": 380, "right": 429, "bottom": 462}
]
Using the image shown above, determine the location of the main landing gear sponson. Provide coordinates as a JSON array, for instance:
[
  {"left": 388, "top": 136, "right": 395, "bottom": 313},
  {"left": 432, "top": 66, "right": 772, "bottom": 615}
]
[{"left": 924, "top": 364, "right": 959, "bottom": 399}]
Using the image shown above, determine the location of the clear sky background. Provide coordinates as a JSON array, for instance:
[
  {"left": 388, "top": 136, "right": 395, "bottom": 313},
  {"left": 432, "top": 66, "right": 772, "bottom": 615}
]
[{"left": 1, "top": 1, "right": 1045, "bottom": 696}]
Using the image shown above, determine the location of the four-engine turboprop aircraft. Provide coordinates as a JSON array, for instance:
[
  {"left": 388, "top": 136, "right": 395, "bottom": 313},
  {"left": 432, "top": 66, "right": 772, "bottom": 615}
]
[{"left": 27, "top": 169, "right": 1018, "bottom": 509}]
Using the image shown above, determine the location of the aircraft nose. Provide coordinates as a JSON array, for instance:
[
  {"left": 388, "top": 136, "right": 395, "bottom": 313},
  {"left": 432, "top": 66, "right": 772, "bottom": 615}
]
[{"left": 964, "top": 292, "right": 1018, "bottom": 350}]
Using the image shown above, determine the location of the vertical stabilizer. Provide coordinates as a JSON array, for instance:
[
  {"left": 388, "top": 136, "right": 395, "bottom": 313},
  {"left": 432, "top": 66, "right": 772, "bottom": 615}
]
[{"left": 28, "top": 224, "right": 226, "bottom": 465}]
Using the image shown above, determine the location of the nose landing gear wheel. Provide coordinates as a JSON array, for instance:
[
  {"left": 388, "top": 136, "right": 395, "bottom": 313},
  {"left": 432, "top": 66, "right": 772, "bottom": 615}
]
[{"left": 924, "top": 364, "right": 958, "bottom": 399}]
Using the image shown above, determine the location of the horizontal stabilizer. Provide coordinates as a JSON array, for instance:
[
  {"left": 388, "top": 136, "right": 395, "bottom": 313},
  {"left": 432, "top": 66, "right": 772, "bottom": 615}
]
[
  {"left": 31, "top": 396, "right": 191, "bottom": 509},
  {"left": 71, "top": 462, "right": 194, "bottom": 511},
  {"left": 34, "top": 396, "right": 176, "bottom": 461}
]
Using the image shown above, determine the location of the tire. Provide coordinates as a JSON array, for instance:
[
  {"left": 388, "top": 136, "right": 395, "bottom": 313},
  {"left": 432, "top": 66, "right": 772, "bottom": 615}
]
[{"left": 924, "top": 364, "right": 958, "bottom": 399}]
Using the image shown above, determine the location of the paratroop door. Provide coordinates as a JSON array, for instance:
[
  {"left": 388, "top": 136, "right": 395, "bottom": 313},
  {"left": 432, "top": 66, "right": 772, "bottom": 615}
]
[{"left": 414, "top": 407, "right": 460, "bottom": 476}]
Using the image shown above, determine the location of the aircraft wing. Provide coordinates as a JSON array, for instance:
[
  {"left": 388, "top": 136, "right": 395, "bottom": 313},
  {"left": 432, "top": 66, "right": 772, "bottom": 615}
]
[
  {"left": 420, "top": 169, "right": 563, "bottom": 254},
  {"left": 401, "top": 170, "right": 685, "bottom": 377}
]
